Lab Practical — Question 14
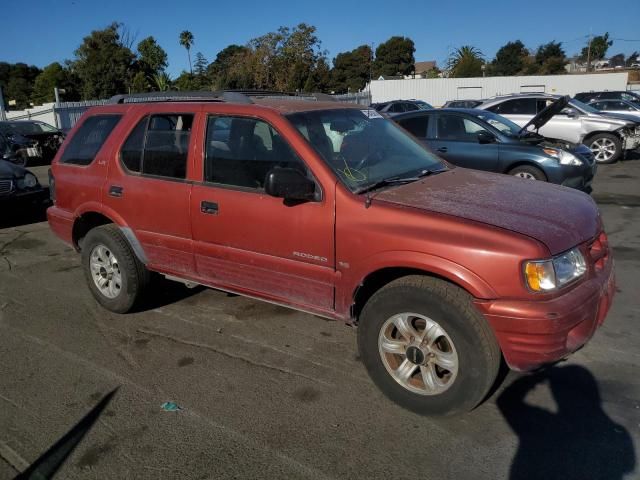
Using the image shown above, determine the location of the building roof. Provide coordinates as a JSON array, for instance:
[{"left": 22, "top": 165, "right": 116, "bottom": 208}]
[{"left": 414, "top": 61, "right": 437, "bottom": 73}]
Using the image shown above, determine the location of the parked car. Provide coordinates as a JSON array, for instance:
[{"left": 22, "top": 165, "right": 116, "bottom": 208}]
[
  {"left": 0, "top": 158, "right": 48, "bottom": 207},
  {"left": 478, "top": 93, "right": 640, "bottom": 163},
  {"left": 442, "top": 100, "right": 484, "bottom": 109},
  {"left": 587, "top": 99, "right": 640, "bottom": 120},
  {"left": 394, "top": 104, "right": 597, "bottom": 192},
  {"left": 48, "top": 91, "right": 614, "bottom": 416},
  {"left": 574, "top": 90, "right": 640, "bottom": 105},
  {"left": 0, "top": 120, "right": 65, "bottom": 165},
  {"left": 0, "top": 128, "right": 38, "bottom": 167},
  {"left": 371, "top": 99, "right": 433, "bottom": 116}
]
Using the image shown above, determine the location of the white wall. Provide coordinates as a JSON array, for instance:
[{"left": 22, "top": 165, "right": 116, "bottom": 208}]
[
  {"left": 369, "top": 72, "right": 629, "bottom": 106},
  {"left": 5, "top": 103, "right": 57, "bottom": 126}
]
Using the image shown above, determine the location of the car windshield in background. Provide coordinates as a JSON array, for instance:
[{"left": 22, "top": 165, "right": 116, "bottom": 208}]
[
  {"left": 472, "top": 111, "right": 522, "bottom": 137},
  {"left": 5, "top": 121, "right": 57, "bottom": 135},
  {"left": 569, "top": 98, "right": 601, "bottom": 114},
  {"left": 287, "top": 108, "right": 444, "bottom": 192},
  {"left": 415, "top": 101, "right": 433, "bottom": 110}
]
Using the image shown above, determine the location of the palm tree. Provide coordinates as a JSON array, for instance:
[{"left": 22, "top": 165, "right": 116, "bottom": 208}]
[
  {"left": 447, "top": 46, "right": 484, "bottom": 78},
  {"left": 151, "top": 72, "right": 172, "bottom": 91},
  {"left": 179, "top": 30, "right": 194, "bottom": 75}
]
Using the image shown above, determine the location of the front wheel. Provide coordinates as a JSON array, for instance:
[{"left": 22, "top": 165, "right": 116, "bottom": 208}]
[
  {"left": 587, "top": 133, "right": 621, "bottom": 164},
  {"left": 508, "top": 165, "right": 546, "bottom": 181},
  {"left": 357, "top": 276, "right": 501, "bottom": 416}
]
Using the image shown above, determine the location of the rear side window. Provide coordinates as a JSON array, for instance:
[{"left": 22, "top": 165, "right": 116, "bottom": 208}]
[
  {"left": 119, "top": 113, "right": 194, "bottom": 179},
  {"left": 399, "top": 116, "right": 429, "bottom": 138},
  {"left": 60, "top": 115, "right": 121, "bottom": 165},
  {"left": 488, "top": 98, "right": 537, "bottom": 115}
]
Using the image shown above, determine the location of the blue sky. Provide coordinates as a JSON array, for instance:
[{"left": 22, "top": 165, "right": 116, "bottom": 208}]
[{"left": 1, "top": 0, "right": 639, "bottom": 76}]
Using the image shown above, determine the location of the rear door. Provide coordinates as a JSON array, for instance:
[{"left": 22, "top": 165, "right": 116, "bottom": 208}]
[
  {"left": 103, "top": 107, "right": 198, "bottom": 276},
  {"left": 535, "top": 98, "right": 583, "bottom": 143},
  {"left": 189, "top": 112, "right": 336, "bottom": 312},
  {"left": 427, "top": 113, "right": 500, "bottom": 171}
]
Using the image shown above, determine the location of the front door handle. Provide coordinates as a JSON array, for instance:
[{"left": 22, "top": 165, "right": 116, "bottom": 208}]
[
  {"left": 201, "top": 200, "right": 219, "bottom": 215},
  {"left": 109, "top": 185, "right": 123, "bottom": 197},
  {"left": 436, "top": 147, "right": 448, "bottom": 153}
]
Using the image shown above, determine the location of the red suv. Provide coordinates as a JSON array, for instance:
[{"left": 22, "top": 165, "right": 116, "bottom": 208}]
[{"left": 47, "top": 92, "right": 615, "bottom": 415}]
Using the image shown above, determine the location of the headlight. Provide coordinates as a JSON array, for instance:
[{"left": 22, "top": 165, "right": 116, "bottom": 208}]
[
  {"left": 543, "top": 148, "right": 582, "bottom": 166},
  {"left": 524, "top": 247, "right": 587, "bottom": 292},
  {"left": 17, "top": 173, "right": 38, "bottom": 189}
]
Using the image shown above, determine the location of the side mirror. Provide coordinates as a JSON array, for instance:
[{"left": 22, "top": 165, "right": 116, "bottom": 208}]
[
  {"left": 561, "top": 107, "right": 578, "bottom": 117},
  {"left": 477, "top": 131, "right": 496, "bottom": 144},
  {"left": 265, "top": 167, "right": 316, "bottom": 201}
]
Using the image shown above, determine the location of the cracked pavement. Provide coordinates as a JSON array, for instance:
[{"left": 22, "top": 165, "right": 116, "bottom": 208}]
[{"left": 0, "top": 162, "right": 639, "bottom": 479}]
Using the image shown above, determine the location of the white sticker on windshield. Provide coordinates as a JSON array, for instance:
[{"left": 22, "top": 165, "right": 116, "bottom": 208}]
[{"left": 361, "top": 109, "right": 383, "bottom": 119}]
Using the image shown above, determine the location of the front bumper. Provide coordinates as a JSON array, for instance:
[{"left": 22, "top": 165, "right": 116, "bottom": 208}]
[
  {"left": 0, "top": 186, "right": 49, "bottom": 206},
  {"left": 474, "top": 258, "right": 615, "bottom": 371}
]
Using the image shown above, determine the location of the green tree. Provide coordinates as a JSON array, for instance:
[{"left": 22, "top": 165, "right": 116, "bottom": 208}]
[
  {"left": 0, "top": 62, "right": 41, "bottom": 109},
  {"left": 609, "top": 53, "right": 625, "bottom": 68},
  {"left": 207, "top": 44, "right": 252, "bottom": 89},
  {"left": 275, "top": 23, "right": 324, "bottom": 91},
  {"left": 626, "top": 51, "right": 639, "bottom": 67},
  {"left": 447, "top": 46, "right": 484, "bottom": 78},
  {"left": 151, "top": 72, "right": 172, "bottom": 91},
  {"left": 137, "top": 36, "right": 168, "bottom": 77},
  {"left": 581, "top": 33, "right": 613, "bottom": 65},
  {"left": 489, "top": 40, "right": 528, "bottom": 76},
  {"left": 373, "top": 36, "right": 415, "bottom": 77},
  {"left": 31, "top": 62, "right": 79, "bottom": 104},
  {"left": 73, "top": 23, "right": 136, "bottom": 99},
  {"left": 331, "top": 45, "right": 372, "bottom": 93},
  {"left": 534, "top": 41, "right": 567, "bottom": 74},
  {"left": 192, "top": 51, "right": 209, "bottom": 89},
  {"left": 179, "top": 30, "right": 194, "bottom": 75},
  {"left": 174, "top": 71, "right": 196, "bottom": 91}
]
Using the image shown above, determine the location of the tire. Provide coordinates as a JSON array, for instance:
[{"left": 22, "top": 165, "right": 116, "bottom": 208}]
[
  {"left": 81, "top": 224, "right": 150, "bottom": 313},
  {"left": 508, "top": 165, "right": 546, "bottom": 181},
  {"left": 357, "top": 276, "right": 501, "bottom": 416},
  {"left": 587, "top": 133, "right": 621, "bottom": 164}
]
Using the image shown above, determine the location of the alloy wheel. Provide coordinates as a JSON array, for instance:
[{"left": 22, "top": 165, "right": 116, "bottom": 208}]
[
  {"left": 89, "top": 244, "right": 122, "bottom": 299},
  {"left": 590, "top": 138, "right": 617, "bottom": 162}
]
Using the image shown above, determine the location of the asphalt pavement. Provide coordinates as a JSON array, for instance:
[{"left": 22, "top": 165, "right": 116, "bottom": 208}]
[{"left": 0, "top": 160, "right": 638, "bottom": 479}]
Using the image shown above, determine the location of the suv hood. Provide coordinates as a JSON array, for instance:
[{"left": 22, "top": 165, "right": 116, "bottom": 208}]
[
  {"left": 0, "top": 159, "right": 28, "bottom": 179},
  {"left": 519, "top": 96, "right": 569, "bottom": 134},
  {"left": 375, "top": 168, "right": 600, "bottom": 255}
]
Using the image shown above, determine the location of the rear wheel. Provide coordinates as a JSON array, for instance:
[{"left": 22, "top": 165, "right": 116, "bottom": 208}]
[
  {"left": 81, "top": 225, "right": 150, "bottom": 313},
  {"left": 357, "top": 276, "right": 501, "bottom": 416},
  {"left": 587, "top": 133, "right": 621, "bottom": 164},
  {"left": 509, "top": 165, "right": 546, "bottom": 181}
]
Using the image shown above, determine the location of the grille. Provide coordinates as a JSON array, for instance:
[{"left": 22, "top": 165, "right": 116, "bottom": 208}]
[
  {"left": 588, "top": 232, "right": 609, "bottom": 272},
  {"left": 0, "top": 180, "right": 14, "bottom": 195}
]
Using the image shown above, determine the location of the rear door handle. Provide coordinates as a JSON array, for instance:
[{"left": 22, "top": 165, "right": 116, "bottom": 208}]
[
  {"left": 109, "top": 185, "right": 123, "bottom": 197},
  {"left": 201, "top": 200, "right": 219, "bottom": 215},
  {"left": 436, "top": 147, "right": 448, "bottom": 153}
]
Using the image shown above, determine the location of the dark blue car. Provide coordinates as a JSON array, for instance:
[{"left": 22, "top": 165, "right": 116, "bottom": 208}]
[{"left": 394, "top": 108, "right": 597, "bottom": 192}]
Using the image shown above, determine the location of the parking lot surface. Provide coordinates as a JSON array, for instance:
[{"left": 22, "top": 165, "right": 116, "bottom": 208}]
[{"left": 1, "top": 162, "right": 639, "bottom": 479}]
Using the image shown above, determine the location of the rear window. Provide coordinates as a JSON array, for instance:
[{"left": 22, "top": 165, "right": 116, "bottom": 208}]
[{"left": 60, "top": 115, "right": 121, "bottom": 165}]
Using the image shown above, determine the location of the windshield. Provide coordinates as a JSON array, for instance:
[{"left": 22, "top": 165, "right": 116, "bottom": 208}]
[
  {"left": 287, "top": 108, "right": 445, "bottom": 192},
  {"left": 415, "top": 101, "right": 433, "bottom": 110},
  {"left": 471, "top": 110, "right": 522, "bottom": 137},
  {"left": 6, "top": 121, "right": 57, "bottom": 134},
  {"left": 569, "top": 98, "right": 601, "bottom": 114}
]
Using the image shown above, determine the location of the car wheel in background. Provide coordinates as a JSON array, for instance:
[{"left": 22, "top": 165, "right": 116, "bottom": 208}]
[
  {"left": 357, "top": 276, "right": 501, "bottom": 416},
  {"left": 81, "top": 225, "right": 150, "bottom": 313},
  {"left": 508, "top": 165, "right": 546, "bottom": 181},
  {"left": 587, "top": 133, "right": 621, "bottom": 164}
]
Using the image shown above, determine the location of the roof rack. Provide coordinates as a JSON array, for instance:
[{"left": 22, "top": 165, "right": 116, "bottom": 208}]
[{"left": 108, "top": 90, "right": 336, "bottom": 105}]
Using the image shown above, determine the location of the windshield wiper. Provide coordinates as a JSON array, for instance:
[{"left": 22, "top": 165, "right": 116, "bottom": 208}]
[{"left": 359, "top": 168, "right": 447, "bottom": 206}]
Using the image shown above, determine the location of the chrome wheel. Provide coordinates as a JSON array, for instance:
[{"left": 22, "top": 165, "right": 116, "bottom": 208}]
[
  {"left": 590, "top": 138, "right": 617, "bottom": 163},
  {"left": 513, "top": 171, "right": 536, "bottom": 180},
  {"left": 89, "top": 244, "right": 122, "bottom": 299},
  {"left": 378, "top": 313, "right": 459, "bottom": 396}
]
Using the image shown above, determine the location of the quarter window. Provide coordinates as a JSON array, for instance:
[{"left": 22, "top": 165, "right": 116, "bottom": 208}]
[
  {"left": 204, "top": 116, "right": 306, "bottom": 190},
  {"left": 60, "top": 115, "right": 121, "bottom": 165},
  {"left": 489, "top": 98, "right": 537, "bottom": 115}
]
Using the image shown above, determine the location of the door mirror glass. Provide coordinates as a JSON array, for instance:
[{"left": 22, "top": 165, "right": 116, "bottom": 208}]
[
  {"left": 265, "top": 167, "right": 316, "bottom": 201},
  {"left": 477, "top": 130, "right": 496, "bottom": 144}
]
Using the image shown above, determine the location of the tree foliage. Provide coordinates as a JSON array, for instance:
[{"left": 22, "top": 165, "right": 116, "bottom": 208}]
[
  {"left": 447, "top": 46, "right": 484, "bottom": 78},
  {"left": 73, "top": 22, "right": 136, "bottom": 99},
  {"left": 0, "top": 62, "right": 41, "bottom": 109},
  {"left": 137, "top": 36, "right": 168, "bottom": 76},
  {"left": 373, "top": 37, "right": 415, "bottom": 77},
  {"left": 580, "top": 33, "right": 612, "bottom": 62},
  {"left": 179, "top": 30, "right": 194, "bottom": 74},
  {"left": 207, "top": 44, "right": 253, "bottom": 90},
  {"left": 330, "top": 45, "right": 372, "bottom": 93},
  {"left": 534, "top": 41, "right": 567, "bottom": 74},
  {"left": 488, "top": 40, "right": 528, "bottom": 76},
  {"left": 32, "top": 62, "right": 79, "bottom": 104}
]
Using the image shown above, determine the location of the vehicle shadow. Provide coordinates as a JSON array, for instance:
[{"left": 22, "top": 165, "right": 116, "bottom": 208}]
[
  {"left": 132, "top": 276, "right": 206, "bottom": 312},
  {"left": 497, "top": 365, "right": 635, "bottom": 480},
  {"left": 0, "top": 198, "right": 50, "bottom": 229}
]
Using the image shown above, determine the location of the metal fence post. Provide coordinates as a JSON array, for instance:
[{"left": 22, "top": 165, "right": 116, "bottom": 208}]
[
  {"left": 0, "top": 85, "right": 7, "bottom": 121},
  {"left": 53, "top": 87, "right": 61, "bottom": 129}
]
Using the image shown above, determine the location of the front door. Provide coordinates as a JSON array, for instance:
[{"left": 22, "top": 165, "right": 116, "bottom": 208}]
[
  {"left": 190, "top": 114, "right": 336, "bottom": 312},
  {"left": 427, "top": 113, "right": 500, "bottom": 171}
]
